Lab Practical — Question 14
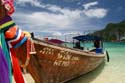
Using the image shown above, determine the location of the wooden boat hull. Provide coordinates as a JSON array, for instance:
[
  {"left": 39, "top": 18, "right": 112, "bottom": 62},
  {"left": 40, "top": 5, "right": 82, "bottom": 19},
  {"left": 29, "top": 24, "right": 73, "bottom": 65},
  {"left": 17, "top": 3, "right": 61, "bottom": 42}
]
[{"left": 15, "top": 38, "right": 105, "bottom": 83}]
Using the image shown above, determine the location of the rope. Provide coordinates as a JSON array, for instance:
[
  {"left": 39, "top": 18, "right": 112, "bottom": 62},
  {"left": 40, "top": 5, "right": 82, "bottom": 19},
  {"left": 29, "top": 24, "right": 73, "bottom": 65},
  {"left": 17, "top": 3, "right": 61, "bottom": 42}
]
[
  {"left": 21, "top": 39, "right": 30, "bottom": 73},
  {"left": 30, "top": 40, "right": 36, "bottom": 54},
  {"left": 21, "top": 39, "right": 36, "bottom": 73}
]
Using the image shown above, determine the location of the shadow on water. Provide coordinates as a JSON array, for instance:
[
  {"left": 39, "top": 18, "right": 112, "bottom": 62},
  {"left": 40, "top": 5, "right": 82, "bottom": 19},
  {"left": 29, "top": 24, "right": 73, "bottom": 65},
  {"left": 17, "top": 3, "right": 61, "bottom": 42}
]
[{"left": 66, "top": 61, "right": 106, "bottom": 83}]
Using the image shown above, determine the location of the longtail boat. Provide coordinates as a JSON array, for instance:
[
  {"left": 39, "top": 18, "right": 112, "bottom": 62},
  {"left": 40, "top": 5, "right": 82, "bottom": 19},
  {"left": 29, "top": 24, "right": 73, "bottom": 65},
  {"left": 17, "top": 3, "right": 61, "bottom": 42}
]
[
  {"left": 15, "top": 35, "right": 106, "bottom": 83},
  {"left": 1, "top": 1, "right": 105, "bottom": 83}
]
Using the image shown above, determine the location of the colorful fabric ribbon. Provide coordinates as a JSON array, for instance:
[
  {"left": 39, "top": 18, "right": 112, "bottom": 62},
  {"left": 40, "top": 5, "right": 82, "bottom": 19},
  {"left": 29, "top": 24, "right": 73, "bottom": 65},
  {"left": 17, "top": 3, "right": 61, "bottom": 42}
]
[
  {"left": 0, "top": 16, "right": 27, "bottom": 83},
  {"left": 1, "top": 0, "right": 15, "bottom": 15},
  {"left": 0, "top": 16, "right": 27, "bottom": 48},
  {"left": 0, "top": 31, "right": 12, "bottom": 83},
  {"left": 10, "top": 48, "right": 25, "bottom": 83},
  {"left": 0, "top": 46, "right": 10, "bottom": 83}
]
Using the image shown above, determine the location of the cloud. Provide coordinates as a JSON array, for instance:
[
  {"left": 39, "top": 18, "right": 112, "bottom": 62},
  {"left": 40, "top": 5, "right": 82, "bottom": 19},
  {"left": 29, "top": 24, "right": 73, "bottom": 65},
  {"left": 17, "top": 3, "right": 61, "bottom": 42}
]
[
  {"left": 83, "top": 8, "right": 108, "bottom": 18},
  {"left": 82, "top": 1, "right": 108, "bottom": 18},
  {"left": 16, "top": 0, "right": 44, "bottom": 8},
  {"left": 13, "top": 4, "right": 92, "bottom": 32},
  {"left": 13, "top": 9, "right": 85, "bottom": 31},
  {"left": 83, "top": 1, "right": 98, "bottom": 10},
  {"left": 16, "top": 0, "right": 108, "bottom": 19},
  {"left": 50, "top": 31, "right": 81, "bottom": 41},
  {"left": 52, "top": 32, "right": 62, "bottom": 36},
  {"left": 13, "top": 0, "right": 108, "bottom": 36}
]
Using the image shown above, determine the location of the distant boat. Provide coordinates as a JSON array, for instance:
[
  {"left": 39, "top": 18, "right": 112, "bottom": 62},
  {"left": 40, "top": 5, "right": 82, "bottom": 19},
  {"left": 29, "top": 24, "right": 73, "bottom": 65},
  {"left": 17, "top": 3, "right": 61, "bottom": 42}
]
[
  {"left": 15, "top": 36, "right": 105, "bottom": 83},
  {"left": 120, "top": 36, "right": 125, "bottom": 41},
  {"left": 48, "top": 39, "right": 64, "bottom": 44}
]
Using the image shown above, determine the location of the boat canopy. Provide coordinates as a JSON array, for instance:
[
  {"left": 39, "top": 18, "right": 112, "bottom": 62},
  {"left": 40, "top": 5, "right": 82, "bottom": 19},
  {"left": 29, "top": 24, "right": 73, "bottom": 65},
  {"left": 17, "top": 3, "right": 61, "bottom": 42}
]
[{"left": 73, "top": 35, "right": 103, "bottom": 41}]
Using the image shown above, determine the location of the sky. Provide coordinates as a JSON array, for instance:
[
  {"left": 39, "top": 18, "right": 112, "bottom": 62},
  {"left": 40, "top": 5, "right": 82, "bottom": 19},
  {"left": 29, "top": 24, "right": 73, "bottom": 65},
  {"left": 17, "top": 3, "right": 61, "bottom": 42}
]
[{"left": 12, "top": 0, "right": 125, "bottom": 38}]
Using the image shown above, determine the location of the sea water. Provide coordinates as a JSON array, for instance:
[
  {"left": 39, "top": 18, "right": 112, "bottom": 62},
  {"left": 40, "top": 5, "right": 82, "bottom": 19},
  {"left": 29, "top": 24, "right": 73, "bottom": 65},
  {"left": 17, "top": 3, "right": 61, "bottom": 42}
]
[{"left": 66, "top": 42, "right": 125, "bottom": 83}]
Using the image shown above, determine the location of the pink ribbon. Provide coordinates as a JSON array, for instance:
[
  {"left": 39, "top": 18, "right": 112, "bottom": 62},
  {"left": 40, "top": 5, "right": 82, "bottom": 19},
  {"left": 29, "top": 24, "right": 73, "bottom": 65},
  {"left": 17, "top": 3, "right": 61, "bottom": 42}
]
[{"left": 2, "top": 0, "right": 15, "bottom": 15}]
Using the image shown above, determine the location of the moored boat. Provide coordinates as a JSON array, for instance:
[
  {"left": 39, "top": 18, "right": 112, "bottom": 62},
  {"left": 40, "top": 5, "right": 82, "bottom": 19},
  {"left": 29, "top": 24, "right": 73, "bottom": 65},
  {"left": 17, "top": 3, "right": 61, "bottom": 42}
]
[
  {"left": 0, "top": 1, "right": 105, "bottom": 83},
  {"left": 15, "top": 35, "right": 105, "bottom": 83}
]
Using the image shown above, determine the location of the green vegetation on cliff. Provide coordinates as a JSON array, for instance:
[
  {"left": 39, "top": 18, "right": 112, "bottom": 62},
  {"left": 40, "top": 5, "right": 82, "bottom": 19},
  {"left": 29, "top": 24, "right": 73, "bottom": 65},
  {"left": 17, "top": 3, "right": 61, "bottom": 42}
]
[{"left": 93, "top": 21, "right": 125, "bottom": 41}]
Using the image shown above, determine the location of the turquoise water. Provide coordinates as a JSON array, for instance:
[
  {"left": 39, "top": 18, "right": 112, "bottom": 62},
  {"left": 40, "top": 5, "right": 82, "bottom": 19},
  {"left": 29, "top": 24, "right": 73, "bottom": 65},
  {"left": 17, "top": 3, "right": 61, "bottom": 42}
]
[{"left": 66, "top": 42, "right": 125, "bottom": 83}]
